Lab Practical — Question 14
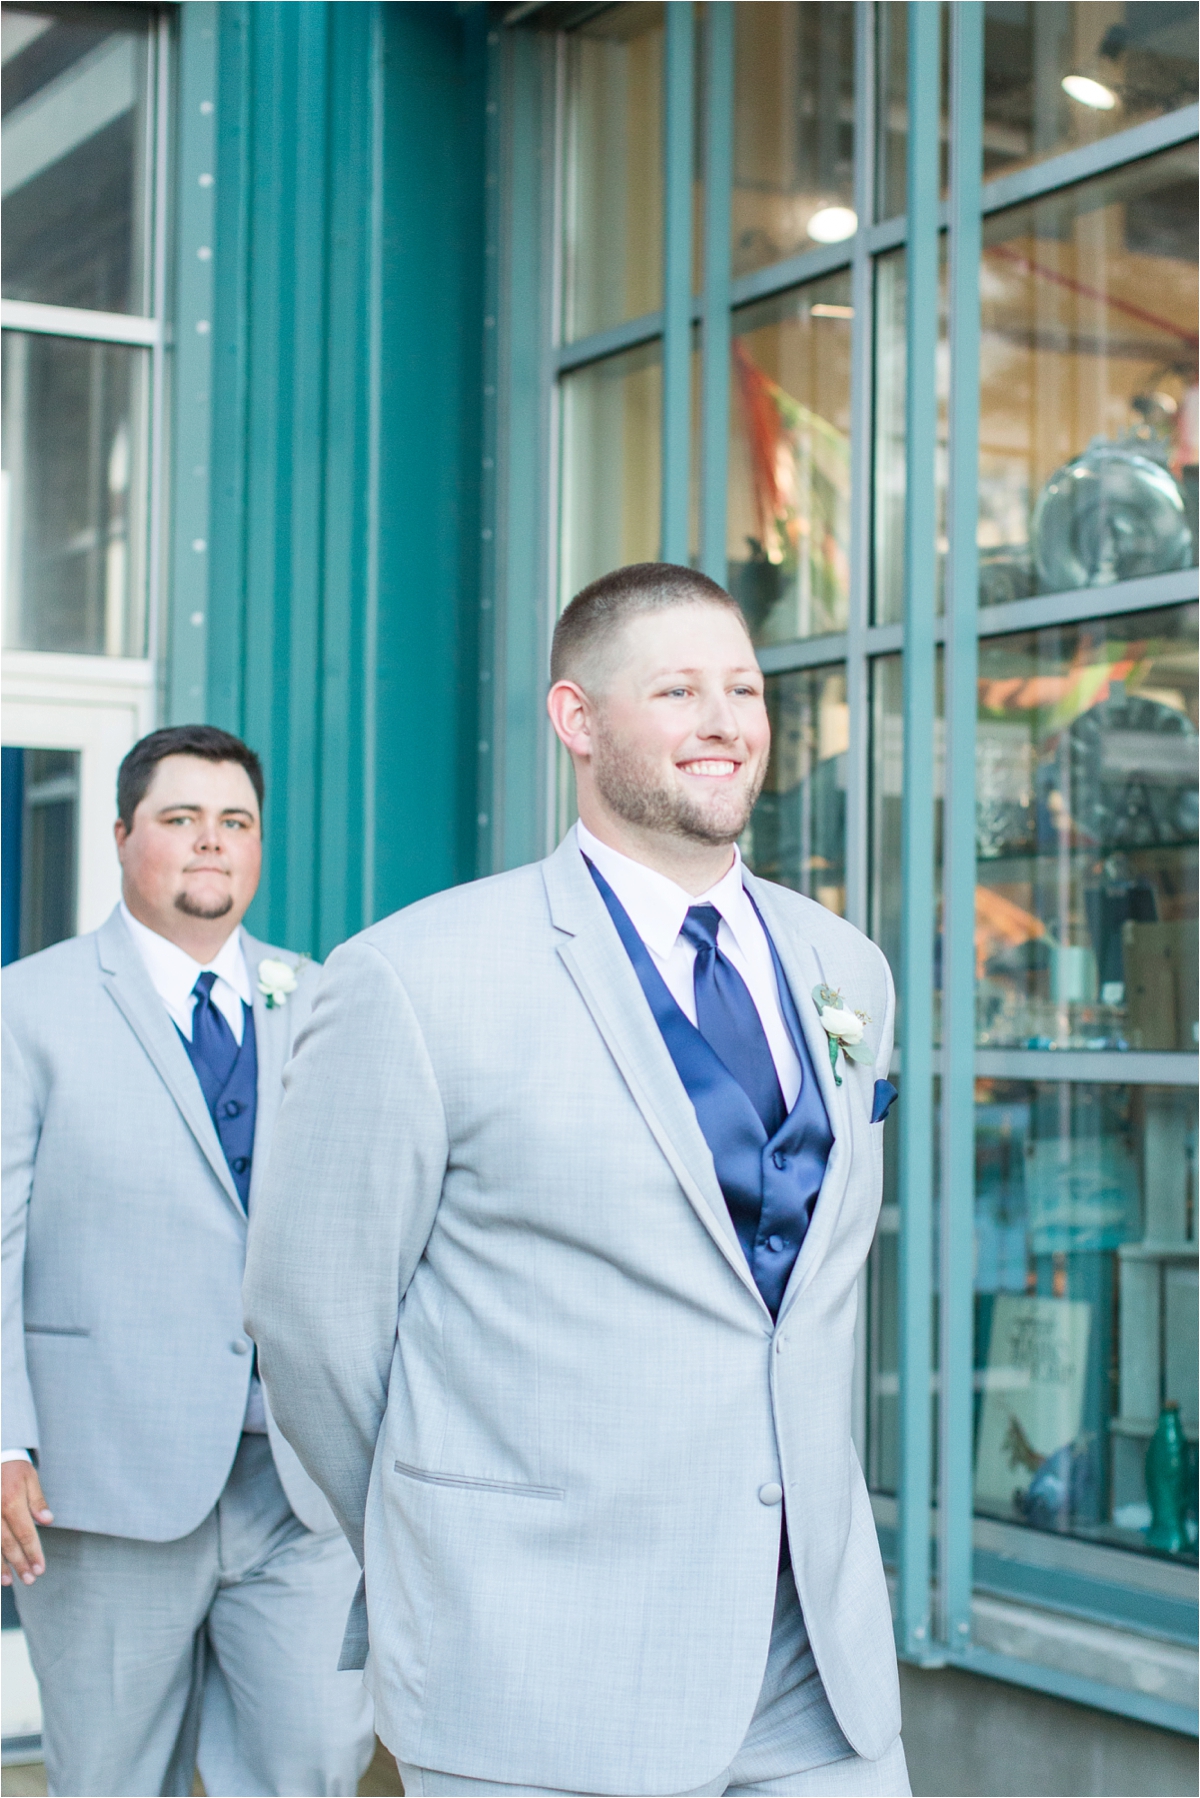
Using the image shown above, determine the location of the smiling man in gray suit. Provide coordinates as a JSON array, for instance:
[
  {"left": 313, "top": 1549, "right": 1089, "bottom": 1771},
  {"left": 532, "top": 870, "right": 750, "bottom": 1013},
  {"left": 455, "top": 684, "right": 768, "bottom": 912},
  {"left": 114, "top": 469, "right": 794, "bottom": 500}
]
[
  {"left": 1, "top": 725, "right": 373, "bottom": 1797},
  {"left": 245, "top": 564, "right": 908, "bottom": 1798}
]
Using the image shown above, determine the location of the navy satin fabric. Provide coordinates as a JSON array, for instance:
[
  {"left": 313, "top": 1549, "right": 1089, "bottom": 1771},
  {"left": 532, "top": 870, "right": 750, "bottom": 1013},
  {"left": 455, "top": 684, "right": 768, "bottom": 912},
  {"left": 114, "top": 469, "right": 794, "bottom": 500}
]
[
  {"left": 179, "top": 1004, "right": 258, "bottom": 1209},
  {"left": 585, "top": 859, "right": 832, "bottom": 1321}
]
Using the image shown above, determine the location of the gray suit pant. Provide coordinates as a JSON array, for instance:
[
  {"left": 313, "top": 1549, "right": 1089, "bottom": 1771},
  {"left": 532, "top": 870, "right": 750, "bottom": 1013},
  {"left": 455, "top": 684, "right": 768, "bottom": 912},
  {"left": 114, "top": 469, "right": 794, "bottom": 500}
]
[
  {"left": 396, "top": 1568, "right": 910, "bottom": 1798},
  {"left": 14, "top": 1434, "right": 374, "bottom": 1797}
]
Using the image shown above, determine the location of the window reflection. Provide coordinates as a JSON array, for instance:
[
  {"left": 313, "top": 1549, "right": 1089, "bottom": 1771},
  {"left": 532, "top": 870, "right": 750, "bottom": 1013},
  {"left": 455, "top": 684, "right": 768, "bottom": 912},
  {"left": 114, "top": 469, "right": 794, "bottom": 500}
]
[
  {"left": 728, "top": 274, "right": 853, "bottom": 643},
  {"left": 1, "top": 330, "right": 148, "bottom": 657},
  {"left": 975, "top": 606, "right": 1198, "bottom": 1053},
  {"left": 559, "top": 342, "right": 662, "bottom": 606},
  {"left": 745, "top": 665, "right": 848, "bottom": 914},
  {"left": 980, "top": 146, "right": 1198, "bottom": 608},
  {"left": 562, "top": 4, "right": 663, "bottom": 344},
  {"left": 974, "top": 1079, "right": 1197, "bottom": 1561},
  {"left": 0, "top": 746, "right": 79, "bottom": 963},
  {"left": 1, "top": 2, "right": 154, "bottom": 315},
  {"left": 732, "top": 1, "right": 855, "bottom": 279},
  {"left": 983, "top": 2, "right": 1198, "bottom": 186}
]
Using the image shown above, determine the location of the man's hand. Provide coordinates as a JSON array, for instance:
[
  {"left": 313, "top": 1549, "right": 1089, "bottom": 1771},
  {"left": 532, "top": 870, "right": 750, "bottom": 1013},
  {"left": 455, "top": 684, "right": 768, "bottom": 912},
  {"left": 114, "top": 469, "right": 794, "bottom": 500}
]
[{"left": 2, "top": 1461, "right": 53, "bottom": 1586}]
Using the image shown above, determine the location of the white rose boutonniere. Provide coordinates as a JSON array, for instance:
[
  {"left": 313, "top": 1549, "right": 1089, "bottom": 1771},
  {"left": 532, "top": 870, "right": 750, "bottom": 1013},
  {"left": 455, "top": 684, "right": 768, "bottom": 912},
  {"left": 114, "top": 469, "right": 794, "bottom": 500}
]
[
  {"left": 813, "top": 984, "right": 872, "bottom": 1086},
  {"left": 257, "top": 957, "right": 301, "bottom": 1009}
]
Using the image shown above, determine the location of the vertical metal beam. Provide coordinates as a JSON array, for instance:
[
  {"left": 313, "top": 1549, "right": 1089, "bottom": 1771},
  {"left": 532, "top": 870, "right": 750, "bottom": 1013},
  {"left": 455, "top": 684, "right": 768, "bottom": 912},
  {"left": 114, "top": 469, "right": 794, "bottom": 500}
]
[
  {"left": 939, "top": 0, "right": 983, "bottom": 1657},
  {"left": 700, "top": 1, "right": 733, "bottom": 583},
  {"left": 843, "top": 0, "right": 875, "bottom": 938},
  {"left": 896, "top": 0, "right": 940, "bottom": 1663},
  {"left": 167, "top": 3, "right": 219, "bottom": 722},
  {"left": 661, "top": 0, "right": 694, "bottom": 564}
]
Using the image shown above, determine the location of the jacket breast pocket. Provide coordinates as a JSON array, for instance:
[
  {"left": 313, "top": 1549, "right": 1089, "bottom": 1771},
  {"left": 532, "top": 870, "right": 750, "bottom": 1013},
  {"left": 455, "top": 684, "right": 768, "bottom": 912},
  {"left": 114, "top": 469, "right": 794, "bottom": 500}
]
[
  {"left": 393, "top": 1460, "right": 564, "bottom": 1501},
  {"left": 24, "top": 1324, "right": 90, "bottom": 1337}
]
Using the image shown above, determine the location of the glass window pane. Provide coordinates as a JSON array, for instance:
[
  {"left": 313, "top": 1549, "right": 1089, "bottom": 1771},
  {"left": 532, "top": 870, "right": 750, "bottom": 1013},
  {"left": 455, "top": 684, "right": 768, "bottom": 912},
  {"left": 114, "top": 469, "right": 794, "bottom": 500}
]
[
  {"left": 562, "top": 4, "right": 663, "bottom": 345},
  {"left": 983, "top": 2, "right": 1199, "bottom": 187},
  {"left": 732, "top": 1, "right": 855, "bottom": 280},
  {"left": 870, "top": 653, "right": 905, "bottom": 975},
  {"left": 974, "top": 1078, "right": 1197, "bottom": 1562},
  {"left": 875, "top": 0, "right": 949, "bottom": 222},
  {"left": 0, "top": 746, "right": 79, "bottom": 961},
  {"left": 980, "top": 145, "right": 1199, "bottom": 608},
  {"left": 1, "top": 2, "right": 154, "bottom": 314},
  {"left": 975, "top": 604, "right": 1198, "bottom": 1054},
  {"left": 2, "top": 329, "right": 149, "bottom": 657},
  {"left": 743, "top": 665, "right": 848, "bottom": 913},
  {"left": 559, "top": 341, "right": 662, "bottom": 607},
  {"left": 729, "top": 272, "right": 853, "bottom": 643}
]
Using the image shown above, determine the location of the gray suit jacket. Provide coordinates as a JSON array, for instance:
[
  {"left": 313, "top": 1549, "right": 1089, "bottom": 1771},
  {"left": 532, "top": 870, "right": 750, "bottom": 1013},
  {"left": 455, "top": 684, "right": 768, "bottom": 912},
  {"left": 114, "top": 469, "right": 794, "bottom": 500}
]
[
  {"left": 2, "top": 907, "right": 335, "bottom": 1540},
  {"left": 243, "top": 833, "right": 900, "bottom": 1794}
]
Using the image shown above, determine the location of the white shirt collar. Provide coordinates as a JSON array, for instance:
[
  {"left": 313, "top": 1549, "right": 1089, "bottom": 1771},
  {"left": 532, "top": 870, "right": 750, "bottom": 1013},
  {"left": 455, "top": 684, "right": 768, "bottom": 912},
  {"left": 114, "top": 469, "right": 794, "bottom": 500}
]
[
  {"left": 574, "top": 820, "right": 756, "bottom": 961},
  {"left": 119, "top": 901, "right": 251, "bottom": 1014}
]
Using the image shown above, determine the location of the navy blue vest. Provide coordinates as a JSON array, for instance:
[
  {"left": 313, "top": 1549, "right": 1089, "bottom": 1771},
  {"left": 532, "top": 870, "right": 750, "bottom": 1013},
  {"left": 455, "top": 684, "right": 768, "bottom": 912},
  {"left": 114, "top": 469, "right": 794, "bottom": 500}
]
[
  {"left": 586, "top": 861, "right": 832, "bottom": 1320},
  {"left": 179, "top": 1006, "right": 258, "bottom": 1210}
]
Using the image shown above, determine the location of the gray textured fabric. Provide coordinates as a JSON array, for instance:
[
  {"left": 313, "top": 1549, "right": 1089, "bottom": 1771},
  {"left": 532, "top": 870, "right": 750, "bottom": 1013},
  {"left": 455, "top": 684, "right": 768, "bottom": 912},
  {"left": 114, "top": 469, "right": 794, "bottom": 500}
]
[
  {"left": 245, "top": 833, "right": 902, "bottom": 1795},
  {"left": 1, "top": 907, "right": 333, "bottom": 1538},
  {"left": 12, "top": 1434, "right": 374, "bottom": 1797},
  {"left": 399, "top": 1737, "right": 910, "bottom": 1797}
]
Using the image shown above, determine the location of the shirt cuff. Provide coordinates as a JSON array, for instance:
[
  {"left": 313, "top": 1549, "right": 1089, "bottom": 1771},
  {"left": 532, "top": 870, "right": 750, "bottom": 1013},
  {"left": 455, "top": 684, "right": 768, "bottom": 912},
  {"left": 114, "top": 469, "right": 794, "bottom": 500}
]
[{"left": 0, "top": 1449, "right": 33, "bottom": 1464}]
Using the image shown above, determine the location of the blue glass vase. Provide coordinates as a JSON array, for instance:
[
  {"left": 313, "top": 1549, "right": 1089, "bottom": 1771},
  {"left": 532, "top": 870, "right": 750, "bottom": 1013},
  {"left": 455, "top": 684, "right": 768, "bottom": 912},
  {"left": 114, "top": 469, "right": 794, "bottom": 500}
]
[{"left": 1145, "top": 1403, "right": 1187, "bottom": 1555}]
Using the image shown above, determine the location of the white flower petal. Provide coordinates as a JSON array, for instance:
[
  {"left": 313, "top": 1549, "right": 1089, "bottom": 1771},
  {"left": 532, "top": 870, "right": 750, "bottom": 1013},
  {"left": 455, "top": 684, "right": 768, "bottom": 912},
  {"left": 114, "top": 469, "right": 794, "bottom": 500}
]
[{"left": 819, "top": 1005, "right": 865, "bottom": 1043}]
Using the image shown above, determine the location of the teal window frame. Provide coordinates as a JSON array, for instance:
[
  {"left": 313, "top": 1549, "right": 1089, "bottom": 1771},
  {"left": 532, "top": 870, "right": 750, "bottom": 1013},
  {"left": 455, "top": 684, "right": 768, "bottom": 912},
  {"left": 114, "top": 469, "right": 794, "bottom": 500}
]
[{"left": 484, "top": 0, "right": 1199, "bottom": 1735}]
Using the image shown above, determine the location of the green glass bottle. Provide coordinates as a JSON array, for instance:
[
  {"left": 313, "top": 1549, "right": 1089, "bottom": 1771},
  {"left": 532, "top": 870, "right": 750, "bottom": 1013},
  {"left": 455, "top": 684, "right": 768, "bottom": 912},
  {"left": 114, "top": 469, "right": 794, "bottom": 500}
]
[{"left": 1145, "top": 1402, "right": 1186, "bottom": 1554}]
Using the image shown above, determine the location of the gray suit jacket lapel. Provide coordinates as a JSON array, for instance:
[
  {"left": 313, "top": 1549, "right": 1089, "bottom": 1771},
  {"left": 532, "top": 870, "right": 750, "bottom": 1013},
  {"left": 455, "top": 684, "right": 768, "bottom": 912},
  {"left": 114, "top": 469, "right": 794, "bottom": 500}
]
[
  {"left": 96, "top": 908, "right": 243, "bottom": 1215},
  {"left": 743, "top": 874, "right": 854, "bottom": 1321},
  {"left": 242, "top": 934, "right": 288, "bottom": 1212},
  {"left": 542, "top": 837, "right": 769, "bottom": 1319}
]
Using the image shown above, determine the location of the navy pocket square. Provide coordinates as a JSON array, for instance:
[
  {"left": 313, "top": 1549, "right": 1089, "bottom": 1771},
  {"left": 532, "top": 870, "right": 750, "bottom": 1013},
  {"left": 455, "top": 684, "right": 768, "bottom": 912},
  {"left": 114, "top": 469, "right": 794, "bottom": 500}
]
[{"left": 871, "top": 1079, "right": 898, "bottom": 1124}]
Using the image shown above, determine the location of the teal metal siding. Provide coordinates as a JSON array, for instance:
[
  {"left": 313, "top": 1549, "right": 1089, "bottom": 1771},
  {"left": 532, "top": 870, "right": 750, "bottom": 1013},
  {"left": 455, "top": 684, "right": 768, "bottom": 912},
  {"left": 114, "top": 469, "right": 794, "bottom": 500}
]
[{"left": 170, "top": 1, "right": 485, "bottom": 956}]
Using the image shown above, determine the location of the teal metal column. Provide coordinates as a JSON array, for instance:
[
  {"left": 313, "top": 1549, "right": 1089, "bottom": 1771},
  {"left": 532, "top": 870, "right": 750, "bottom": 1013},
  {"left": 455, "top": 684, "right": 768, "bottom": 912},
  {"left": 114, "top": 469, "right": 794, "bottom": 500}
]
[
  {"left": 940, "top": 0, "right": 984, "bottom": 1657},
  {"left": 896, "top": 0, "right": 940, "bottom": 1663},
  {"left": 699, "top": 2, "right": 733, "bottom": 583},
  {"left": 167, "top": 2, "right": 218, "bottom": 722},
  {"left": 661, "top": 1, "right": 694, "bottom": 564}
]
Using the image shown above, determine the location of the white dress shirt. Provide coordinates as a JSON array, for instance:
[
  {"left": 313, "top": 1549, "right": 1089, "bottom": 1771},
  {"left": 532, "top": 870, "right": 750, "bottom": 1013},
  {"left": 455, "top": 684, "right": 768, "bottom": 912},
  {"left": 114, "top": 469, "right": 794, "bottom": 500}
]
[
  {"left": 119, "top": 902, "right": 252, "bottom": 1043},
  {"left": 575, "top": 821, "right": 802, "bottom": 1111},
  {"left": 3, "top": 912, "right": 266, "bottom": 1467}
]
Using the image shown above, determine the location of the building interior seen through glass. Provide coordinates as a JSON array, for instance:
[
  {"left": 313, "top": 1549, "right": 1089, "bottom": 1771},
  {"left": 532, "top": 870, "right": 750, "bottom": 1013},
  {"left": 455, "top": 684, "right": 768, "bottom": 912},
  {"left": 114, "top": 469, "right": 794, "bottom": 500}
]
[
  {"left": 728, "top": 274, "right": 853, "bottom": 643},
  {"left": 743, "top": 666, "right": 848, "bottom": 914},
  {"left": 1, "top": 3, "right": 155, "bottom": 314},
  {"left": 559, "top": 339, "right": 662, "bottom": 604}
]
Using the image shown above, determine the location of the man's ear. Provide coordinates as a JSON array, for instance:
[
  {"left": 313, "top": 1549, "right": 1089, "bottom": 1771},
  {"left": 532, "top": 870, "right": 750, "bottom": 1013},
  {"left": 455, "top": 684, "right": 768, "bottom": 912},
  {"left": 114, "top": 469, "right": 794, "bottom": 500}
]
[{"left": 547, "top": 680, "right": 594, "bottom": 760}]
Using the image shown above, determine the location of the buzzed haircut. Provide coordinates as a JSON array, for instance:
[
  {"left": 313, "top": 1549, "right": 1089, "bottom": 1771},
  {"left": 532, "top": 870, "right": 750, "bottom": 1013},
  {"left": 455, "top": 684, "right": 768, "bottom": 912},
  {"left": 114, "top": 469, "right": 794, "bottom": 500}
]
[
  {"left": 117, "top": 725, "right": 265, "bottom": 828},
  {"left": 550, "top": 562, "right": 748, "bottom": 689}
]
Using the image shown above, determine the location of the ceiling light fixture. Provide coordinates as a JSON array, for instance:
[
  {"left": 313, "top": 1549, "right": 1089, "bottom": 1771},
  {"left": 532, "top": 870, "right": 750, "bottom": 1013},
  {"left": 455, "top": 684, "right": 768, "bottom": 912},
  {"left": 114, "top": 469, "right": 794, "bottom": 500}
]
[
  {"left": 807, "top": 205, "right": 858, "bottom": 244},
  {"left": 1061, "top": 73, "right": 1117, "bottom": 109},
  {"left": 810, "top": 303, "right": 854, "bottom": 320}
]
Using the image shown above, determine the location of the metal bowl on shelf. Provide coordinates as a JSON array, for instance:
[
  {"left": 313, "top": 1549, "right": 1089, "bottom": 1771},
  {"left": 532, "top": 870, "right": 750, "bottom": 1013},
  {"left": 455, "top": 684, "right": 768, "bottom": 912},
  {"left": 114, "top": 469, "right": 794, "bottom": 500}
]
[{"left": 1032, "top": 440, "right": 1194, "bottom": 592}]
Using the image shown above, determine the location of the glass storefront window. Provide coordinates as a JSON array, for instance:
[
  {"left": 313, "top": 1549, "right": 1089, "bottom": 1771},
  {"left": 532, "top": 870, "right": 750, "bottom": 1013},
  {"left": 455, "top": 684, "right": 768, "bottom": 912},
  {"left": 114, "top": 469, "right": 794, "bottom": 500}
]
[
  {"left": 983, "top": 2, "right": 1199, "bottom": 186},
  {"left": 562, "top": 3, "right": 663, "bottom": 344},
  {"left": 744, "top": 664, "right": 848, "bottom": 913},
  {"left": 0, "top": 746, "right": 79, "bottom": 963},
  {"left": 1, "top": 330, "right": 149, "bottom": 657},
  {"left": 732, "top": 1, "right": 855, "bottom": 280},
  {"left": 974, "top": 1079, "right": 1196, "bottom": 1561},
  {"left": 728, "top": 273, "right": 853, "bottom": 643},
  {"left": 559, "top": 341, "right": 661, "bottom": 606},
  {"left": 979, "top": 145, "right": 1199, "bottom": 608},
  {"left": 874, "top": 0, "right": 949, "bottom": 222},
  {"left": 1, "top": 2, "right": 155, "bottom": 315},
  {"left": 975, "top": 604, "right": 1198, "bottom": 1054}
]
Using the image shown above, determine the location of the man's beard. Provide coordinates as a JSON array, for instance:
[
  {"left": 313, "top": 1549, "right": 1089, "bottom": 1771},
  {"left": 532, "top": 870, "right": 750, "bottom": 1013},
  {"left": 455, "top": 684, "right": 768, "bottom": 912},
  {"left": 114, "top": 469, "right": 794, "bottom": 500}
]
[
  {"left": 174, "top": 889, "right": 234, "bottom": 921},
  {"left": 592, "top": 720, "right": 765, "bottom": 846}
]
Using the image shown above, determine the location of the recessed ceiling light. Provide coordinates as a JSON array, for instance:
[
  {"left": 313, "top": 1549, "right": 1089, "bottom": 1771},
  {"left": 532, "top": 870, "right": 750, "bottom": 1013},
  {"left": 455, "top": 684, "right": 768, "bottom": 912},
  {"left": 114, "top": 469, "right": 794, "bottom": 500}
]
[
  {"left": 807, "top": 205, "right": 858, "bottom": 244},
  {"left": 810, "top": 303, "right": 854, "bottom": 319},
  {"left": 1061, "top": 73, "right": 1117, "bottom": 109}
]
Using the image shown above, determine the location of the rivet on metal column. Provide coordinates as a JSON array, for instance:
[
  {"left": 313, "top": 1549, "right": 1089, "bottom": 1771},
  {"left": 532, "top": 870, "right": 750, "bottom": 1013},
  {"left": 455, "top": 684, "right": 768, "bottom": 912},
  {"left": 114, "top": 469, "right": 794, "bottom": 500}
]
[
  {"left": 940, "top": 0, "right": 983, "bottom": 1659},
  {"left": 897, "top": 0, "right": 941, "bottom": 1665},
  {"left": 660, "top": 0, "right": 694, "bottom": 566},
  {"left": 699, "top": 2, "right": 733, "bottom": 585}
]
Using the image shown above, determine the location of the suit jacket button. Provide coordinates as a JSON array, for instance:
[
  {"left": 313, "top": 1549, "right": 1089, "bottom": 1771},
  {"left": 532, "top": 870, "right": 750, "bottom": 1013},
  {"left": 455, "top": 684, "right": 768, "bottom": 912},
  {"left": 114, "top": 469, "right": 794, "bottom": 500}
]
[
  {"left": 231, "top": 1339, "right": 250, "bottom": 1355},
  {"left": 772, "top": 1150, "right": 787, "bottom": 1170},
  {"left": 758, "top": 1482, "right": 783, "bottom": 1506}
]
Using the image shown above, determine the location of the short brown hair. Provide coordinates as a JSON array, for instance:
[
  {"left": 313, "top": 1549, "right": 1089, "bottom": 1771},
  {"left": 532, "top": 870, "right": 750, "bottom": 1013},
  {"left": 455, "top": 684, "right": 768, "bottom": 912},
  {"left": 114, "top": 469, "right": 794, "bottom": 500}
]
[
  {"left": 550, "top": 562, "right": 747, "bottom": 689},
  {"left": 117, "top": 726, "right": 264, "bottom": 828}
]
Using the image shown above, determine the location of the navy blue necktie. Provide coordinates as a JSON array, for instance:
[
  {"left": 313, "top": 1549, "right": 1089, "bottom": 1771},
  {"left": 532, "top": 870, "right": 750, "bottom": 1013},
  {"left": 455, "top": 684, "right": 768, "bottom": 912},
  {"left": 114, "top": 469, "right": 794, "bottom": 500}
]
[
  {"left": 188, "top": 971, "right": 239, "bottom": 1112},
  {"left": 680, "top": 905, "right": 786, "bottom": 1139}
]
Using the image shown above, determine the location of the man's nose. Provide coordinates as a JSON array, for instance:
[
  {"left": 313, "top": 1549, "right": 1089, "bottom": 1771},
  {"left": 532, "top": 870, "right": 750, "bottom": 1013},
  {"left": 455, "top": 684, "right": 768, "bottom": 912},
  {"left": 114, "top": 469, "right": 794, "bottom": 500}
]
[{"left": 696, "top": 695, "right": 739, "bottom": 739}]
